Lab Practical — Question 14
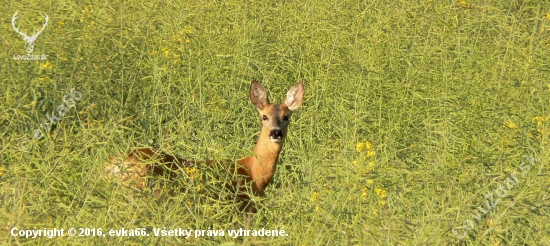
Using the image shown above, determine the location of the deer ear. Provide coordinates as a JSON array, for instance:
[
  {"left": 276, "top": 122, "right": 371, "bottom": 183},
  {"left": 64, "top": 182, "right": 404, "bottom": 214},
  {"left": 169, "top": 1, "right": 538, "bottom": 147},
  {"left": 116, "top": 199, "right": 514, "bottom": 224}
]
[
  {"left": 250, "top": 81, "right": 269, "bottom": 110},
  {"left": 284, "top": 82, "right": 304, "bottom": 111}
]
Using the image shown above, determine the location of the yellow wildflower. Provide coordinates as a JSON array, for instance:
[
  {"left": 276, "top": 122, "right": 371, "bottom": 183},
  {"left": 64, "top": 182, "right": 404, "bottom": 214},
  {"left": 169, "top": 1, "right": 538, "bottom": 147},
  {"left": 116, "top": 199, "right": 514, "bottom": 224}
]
[
  {"left": 161, "top": 47, "right": 170, "bottom": 57},
  {"left": 379, "top": 200, "right": 386, "bottom": 206},
  {"left": 375, "top": 187, "right": 387, "bottom": 198},
  {"left": 364, "top": 141, "right": 372, "bottom": 150},
  {"left": 361, "top": 188, "right": 368, "bottom": 198},
  {"left": 357, "top": 141, "right": 373, "bottom": 153},
  {"left": 366, "top": 179, "right": 374, "bottom": 186},
  {"left": 315, "top": 206, "right": 322, "bottom": 211},
  {"left": 311, "top": 191, "right": 318, "bottom": 202},
  {"left": 504, "top": 121, "right": 517, "bottom": 129},
  {"left": 533, "top": 116, "right": 549, "bottom": 125},
  {"left": 180, "top": 25, "right": 194, "bottom": 34},
  {"left": 367, "top": 161, "right": 375, "bottom": 169},
  {"left": 40, "top": 61, "right": 53, "bottom": 70},
  {"left": 353, "top": 160, "right": 358, "bottom": 166},
  {"left": 366, "top": 150, "right": 376, "bottom": 157},
  {"left": 457, "top": 0, "right": 473, "bottom": 8},
  {"left": 356, "top": 142, "right": 365, "bottom": 152}
]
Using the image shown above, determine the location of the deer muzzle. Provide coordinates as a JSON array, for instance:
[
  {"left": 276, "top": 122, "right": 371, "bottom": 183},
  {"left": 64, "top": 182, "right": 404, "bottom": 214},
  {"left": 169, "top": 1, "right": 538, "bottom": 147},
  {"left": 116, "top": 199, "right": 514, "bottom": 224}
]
[{"left": 269, "top": 129, "right": 284, "bottom": 143}]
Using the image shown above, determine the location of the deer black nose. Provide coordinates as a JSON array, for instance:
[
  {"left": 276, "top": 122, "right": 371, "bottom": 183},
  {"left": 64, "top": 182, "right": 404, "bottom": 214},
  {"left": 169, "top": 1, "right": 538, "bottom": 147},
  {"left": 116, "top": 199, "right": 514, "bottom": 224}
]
[{"left": 269, "top": 129, "right": 283, "bottom": 139}]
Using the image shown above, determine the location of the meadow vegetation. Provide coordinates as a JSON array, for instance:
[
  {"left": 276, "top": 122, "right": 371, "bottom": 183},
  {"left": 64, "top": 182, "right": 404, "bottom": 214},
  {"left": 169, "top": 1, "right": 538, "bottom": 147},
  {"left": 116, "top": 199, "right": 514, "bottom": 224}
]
[{"left": 2, "top": 0, "right": 550, "bottom": 244}]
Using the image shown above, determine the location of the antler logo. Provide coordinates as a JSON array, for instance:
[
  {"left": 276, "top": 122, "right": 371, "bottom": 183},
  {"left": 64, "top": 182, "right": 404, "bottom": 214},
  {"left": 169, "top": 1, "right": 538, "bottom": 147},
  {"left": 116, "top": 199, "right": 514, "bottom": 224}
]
[{"left": 11, "top": 11, "right": 49, "bottom": 54}]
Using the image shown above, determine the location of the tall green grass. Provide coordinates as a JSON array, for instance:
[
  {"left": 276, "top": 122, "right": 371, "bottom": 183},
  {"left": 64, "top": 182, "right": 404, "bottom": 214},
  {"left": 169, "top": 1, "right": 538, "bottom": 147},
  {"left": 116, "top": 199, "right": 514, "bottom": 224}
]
[{"left": 2, "top": 0, "right": 550, "bottom": 244}]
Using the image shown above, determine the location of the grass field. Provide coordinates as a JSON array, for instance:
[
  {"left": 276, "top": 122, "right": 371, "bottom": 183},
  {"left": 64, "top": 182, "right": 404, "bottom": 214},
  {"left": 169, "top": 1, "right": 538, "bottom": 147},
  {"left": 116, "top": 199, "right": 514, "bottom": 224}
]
[{"left": 2, "top": 0, "right": 550, "bottom": 245}]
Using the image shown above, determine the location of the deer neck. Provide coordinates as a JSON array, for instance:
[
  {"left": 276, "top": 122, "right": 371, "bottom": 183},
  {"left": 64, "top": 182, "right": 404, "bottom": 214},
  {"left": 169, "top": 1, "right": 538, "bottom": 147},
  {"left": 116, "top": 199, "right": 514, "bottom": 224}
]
[{"left": 244, "top": 132, "right": 284, "bottom": 192}]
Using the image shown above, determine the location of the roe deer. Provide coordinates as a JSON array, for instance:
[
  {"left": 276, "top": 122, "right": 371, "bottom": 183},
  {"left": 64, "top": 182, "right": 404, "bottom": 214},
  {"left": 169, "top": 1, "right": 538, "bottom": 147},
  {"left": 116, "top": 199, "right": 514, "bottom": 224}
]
[{"left": 105, "top": 81, "right": 304, "bottom": 222}]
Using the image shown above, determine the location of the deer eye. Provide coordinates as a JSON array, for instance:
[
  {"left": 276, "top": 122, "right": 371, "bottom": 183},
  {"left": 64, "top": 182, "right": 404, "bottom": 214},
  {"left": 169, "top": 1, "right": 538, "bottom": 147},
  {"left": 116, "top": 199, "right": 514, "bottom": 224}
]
[
  {"left": 283, "top": 115, "right": 290, "bottom": 121},
  {"left": 263, "top": 115, "right": 268, "bottom": 121}
]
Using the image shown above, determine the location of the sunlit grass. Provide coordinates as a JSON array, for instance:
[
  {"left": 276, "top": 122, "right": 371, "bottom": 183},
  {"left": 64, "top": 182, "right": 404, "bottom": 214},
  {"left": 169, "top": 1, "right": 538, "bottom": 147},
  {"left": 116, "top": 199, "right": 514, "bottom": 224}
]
[{"left": 2, "top": 0, "right": 550, "bottom": 244}]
